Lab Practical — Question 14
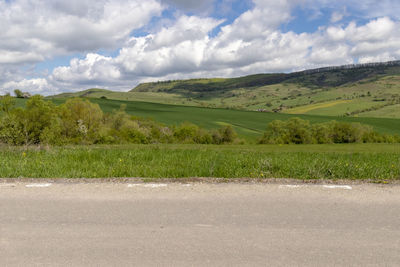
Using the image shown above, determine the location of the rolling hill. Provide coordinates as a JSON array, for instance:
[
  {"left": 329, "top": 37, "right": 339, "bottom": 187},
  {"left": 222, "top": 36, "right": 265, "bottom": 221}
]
[{"left": 50, "top": 61, "right": 400, "bottom": 119}]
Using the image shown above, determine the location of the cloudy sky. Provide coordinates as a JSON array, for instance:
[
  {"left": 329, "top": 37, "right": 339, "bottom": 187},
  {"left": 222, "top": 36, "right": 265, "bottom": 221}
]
[{"left": 1, "top": 0, "right": 400, "bottom": 95}]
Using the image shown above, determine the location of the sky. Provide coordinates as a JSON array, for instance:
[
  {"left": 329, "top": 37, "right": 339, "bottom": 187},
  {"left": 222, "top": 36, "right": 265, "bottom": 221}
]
[{"left": 1, "top": 0, "right": 400, "bottom": 95}]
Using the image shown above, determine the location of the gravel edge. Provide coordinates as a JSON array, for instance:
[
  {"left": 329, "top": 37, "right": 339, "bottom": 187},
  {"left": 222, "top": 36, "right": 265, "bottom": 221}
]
[{"left": 0, "top": 177, "right": 399, "bottom": 185}]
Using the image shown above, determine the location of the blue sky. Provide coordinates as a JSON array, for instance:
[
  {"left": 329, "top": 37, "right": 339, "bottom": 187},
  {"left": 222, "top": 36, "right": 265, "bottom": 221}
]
[{"left": 1, "top": 0, "right": 400, "bottom": 95}]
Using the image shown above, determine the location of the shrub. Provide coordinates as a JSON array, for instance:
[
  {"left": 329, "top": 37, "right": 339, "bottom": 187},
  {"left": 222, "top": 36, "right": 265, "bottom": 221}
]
[
  {"left": 259, "top": 117, "right": 397, "bottom": 144},
  {"left": 58, "top": 98, "right": 103, "bottom": 141},
  {"left": 219, "top": 125, "right": 238, "bottom": 144},
  {"left": 0, "top": 95, "right": 16, "bottom": 114},
  {"left": 285, "top": 118, "right": 312, "bottom": 144},
  {"left": 14, "top": 89, "right": 23, "bottom": 98},
  {"left": 174, "top": 123, "right": 199, "bottom": 143},
  {"left": 0, "top": 96, "right": 239, "bottom": 146}
]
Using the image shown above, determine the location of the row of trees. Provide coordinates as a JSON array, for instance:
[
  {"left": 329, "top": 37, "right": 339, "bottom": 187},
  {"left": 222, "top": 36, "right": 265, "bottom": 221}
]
[
  {"left": 0, "top": 95, "right": 238, "bottom": 145},
  {"left": 0, "top": 95, "right": 397, "bottom": 146},
  {"left": 259, "top": 117, "right": 399, "bottom": 144}
]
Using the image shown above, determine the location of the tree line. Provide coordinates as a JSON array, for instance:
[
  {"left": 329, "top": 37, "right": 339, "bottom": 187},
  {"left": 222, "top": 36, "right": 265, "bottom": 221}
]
[
  {"left": 259, "top": 117, "right": 399, "bottom": 144},
  {"left": 0, "top": 95, "right": 398, "bottom": 146},
  {"left": 0, "top": 95, "right": 238, "bottom": 145}
]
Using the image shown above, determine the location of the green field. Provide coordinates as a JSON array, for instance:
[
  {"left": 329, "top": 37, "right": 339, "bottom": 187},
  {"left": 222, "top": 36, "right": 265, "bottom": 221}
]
[
  {"left": 358, "top": 104, "right": 400, "bottom": 118},
  {"left": 1, "top": 144, "right": 399, "bottom": 180},
  {"left": 49, "top": 98, "right": 400, "bottom": 140}
]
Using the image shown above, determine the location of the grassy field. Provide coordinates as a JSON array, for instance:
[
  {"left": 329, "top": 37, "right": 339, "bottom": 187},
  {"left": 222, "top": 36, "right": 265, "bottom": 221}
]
[
  {"left": 286, "top": 100, "right": 353, "bottom": 114},
  {"left": 49, "top": 98, "right": 400, "bottom": 140},
  {"left": 358, "top": 104, "right": 400, "bottom": 118},
  {"left": 1, "top": 144, "right": 399, "bottom": 180}
]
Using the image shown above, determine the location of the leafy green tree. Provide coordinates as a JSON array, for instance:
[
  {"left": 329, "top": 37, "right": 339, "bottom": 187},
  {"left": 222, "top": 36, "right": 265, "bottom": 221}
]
[
  {"left": 0, "top": 95, "right": 59, "bottom": 145},
  {"left": 22, "top": 95, "right": 59, "bottom": 144},
  {"left": 14, "top": 89, "right": 23, "bottom": 98},
  {"left": 219, "top": 125, "right": 237, "bottom": 143},
  {"left": 58, "top": 98, "right": 103, "bottom": 141},
  {"left": 193, "top": 128, "right": 213, "bottom": 144},
  {"left": 259, "top": 118, "right": 393, "bottom": 145},
  {"left": 174, "top": 123, "right": 200, "bottom": 143},
  {"left": 311, "top": 122, "right": 333, "bottom": 144},
  {"left": 0, "top": 111, "right": 25, "bottom": 145},
  {"left": 259, "top": 120, "right": 287, "bottom": 144},
  {"left": 0, "top": 95, "right": 16, "bottom": 114},
  {"left": 331, "top": 122, "right": 366, "bottom": 143},
  {"left": 285, "top": 118, "right": 312, "bottom": 144}
]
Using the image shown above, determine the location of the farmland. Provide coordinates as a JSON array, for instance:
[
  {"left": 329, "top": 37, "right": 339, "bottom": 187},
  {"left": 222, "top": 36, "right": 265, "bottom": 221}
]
[
  {"left": 48, "top": 98, "right": 400, "bottom": 140},
  {"left": 11, "top": 96, "right": 400, "bottom": 142}
]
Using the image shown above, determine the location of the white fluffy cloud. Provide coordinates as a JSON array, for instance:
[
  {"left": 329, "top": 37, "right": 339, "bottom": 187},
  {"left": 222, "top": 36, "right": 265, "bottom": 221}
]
[
  {"left": 2, "top": 0, "right": 400, "bottom": 94},
  {"left": 324, "top": 17, "right": 400, "bottom": 61},
  {"left": 51, "top": 54, "right": 120, "bottom": 85},
  {"left": 0, "top": 0, "right": 163, "bottom": 92},
  {"left": 2, "top": 78, "right": 57, "bottom": 95},
  {"left": 0, "top": 0, "right": 163, "bottom": 65}
]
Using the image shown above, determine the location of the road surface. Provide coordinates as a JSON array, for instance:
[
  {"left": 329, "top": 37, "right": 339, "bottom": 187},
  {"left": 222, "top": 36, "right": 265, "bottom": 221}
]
[{"left": 1, "top": 182, "right": 400, "bottom": 266}]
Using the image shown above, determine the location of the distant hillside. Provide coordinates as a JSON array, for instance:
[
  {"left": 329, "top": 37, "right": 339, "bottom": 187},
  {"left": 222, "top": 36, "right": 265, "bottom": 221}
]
[
  {"left": 132, "top": 60, "right": 400, "bottom": 93},
  {"left": 50, "top": 61, "right": 400, "bottom": 119},
  {"left": 50, "top": 88, "right": 114, "bottom": 98}
]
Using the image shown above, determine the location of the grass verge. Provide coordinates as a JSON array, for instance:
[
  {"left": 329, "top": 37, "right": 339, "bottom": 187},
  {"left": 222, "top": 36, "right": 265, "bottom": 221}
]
[{"left": 0, "top": 144, "right": 399, "bottom": 180}]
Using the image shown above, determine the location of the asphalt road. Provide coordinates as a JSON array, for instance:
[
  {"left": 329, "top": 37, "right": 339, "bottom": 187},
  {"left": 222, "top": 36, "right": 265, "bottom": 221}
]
[{"left": 1, "top": 182, "right": 400, "bottom": 266}]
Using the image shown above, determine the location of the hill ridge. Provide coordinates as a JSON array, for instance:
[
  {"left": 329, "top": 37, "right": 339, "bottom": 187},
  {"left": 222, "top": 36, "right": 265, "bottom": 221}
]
[
  {"left": 50, "top": 60, "right": 400, "bottom": 119},
  {"left": 301, "top": 60, "right": 400, "bottom": 74},
  {"left": 131, "top": 60, "right": 400, "bottom": 93}
]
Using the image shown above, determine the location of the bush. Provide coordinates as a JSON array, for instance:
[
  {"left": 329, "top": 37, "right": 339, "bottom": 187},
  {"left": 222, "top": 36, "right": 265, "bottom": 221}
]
[
  {"left": 219, "top": 125, "right": 238, "bottom": 144},
  {"left": 0, "top": 95, "right": 16, "bottom": 114},
  {"left": 14, "top": 89, "right": 23, "bottom": 98},
  {"left": 259, "top": 117, "right": 397, "bottom": 144},
  {"left": 0, "top": 95, "right": 60, "bottom": 145},
  {"left": 0, "top": 97, "right": 239, "bottom": 146}
]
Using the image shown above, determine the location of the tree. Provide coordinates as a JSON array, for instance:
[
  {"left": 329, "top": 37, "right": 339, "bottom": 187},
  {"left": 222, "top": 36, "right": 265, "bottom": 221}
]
[
  {"left": 174, "top": 123, "right": 199, "bottom": 143},
  {"left": 14, "top": 89, "right": 23, "bottom": 98},
  {"left": 58, "top": 98, "right": 103, "bottom": 140},
  {"left": 20, "top": 95, "right": 59, "bottom": 145},
  {"left": 259, "top": 120, "right": 287, "bottom": 144},
  {"left": 311, "top": 122, "right": 333, "bottom": 144},
  {"left": 0, "top": 95, "right": 59, "bottom": 145},
  {"left": 0, "top": 95, "right": 16, "bottom": 114},
  {"left": 219, "top": 125, "right": 237, "bottom": 143},
  {"left": 285, "top": 117, "right": 312, "bottom": 144}
]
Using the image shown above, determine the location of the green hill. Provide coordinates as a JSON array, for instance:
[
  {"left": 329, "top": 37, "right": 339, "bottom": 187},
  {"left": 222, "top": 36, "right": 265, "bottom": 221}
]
[
  {"left": 50, "top": 88, "right": 114, "bottom": 98},
  {"left": 50, "top": 61, "right": 400, "bottom": 118},
  {"left": 133, "top": 62, "right": 400, "bottom": 93}
]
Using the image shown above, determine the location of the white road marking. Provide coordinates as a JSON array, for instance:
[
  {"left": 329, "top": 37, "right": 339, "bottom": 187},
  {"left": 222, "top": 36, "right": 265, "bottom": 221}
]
[
  {"left": 25, "top": 183, "right": 52, "bottom": 188},
  {"left": 279, "top": 184, "right": 352, "bottom": 190},
  {"left": 0, "top": 184, "right": 16, "bottom": 188},
  {"left": 279, "top": 185, "right": 303, "bottom": 189},
  {"left": 128, "top": 184, "right": 168, "bottom": 188},
  {"left": 323, "top": 185, "right": 352, "bottom": 190}
]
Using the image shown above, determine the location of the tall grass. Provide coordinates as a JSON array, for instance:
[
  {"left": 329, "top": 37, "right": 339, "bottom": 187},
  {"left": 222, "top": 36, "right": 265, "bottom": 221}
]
[{"left": 1, "top": 144, "right": 399, "bottom": 180}]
